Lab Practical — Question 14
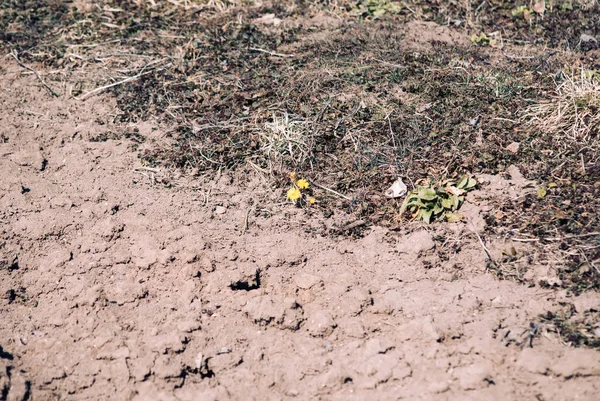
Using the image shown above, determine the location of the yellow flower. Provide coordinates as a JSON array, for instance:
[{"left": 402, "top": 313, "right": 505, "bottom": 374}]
[
  {"left": 309, "top": 197, "right": 316, "bottom": 205},
  {"left": 289, "top": 172, "right": 297, "bottom": 181},
  {"left": 297, "top": 179, "right": 309, "bottom": 189},
  {"left": 287, "top": 187, "right": 301, "bottom": 201}
]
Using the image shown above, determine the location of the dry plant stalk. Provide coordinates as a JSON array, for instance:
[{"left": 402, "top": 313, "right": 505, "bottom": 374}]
[{"left": 524, "top": 69, "right": 600, "bottom": 142}]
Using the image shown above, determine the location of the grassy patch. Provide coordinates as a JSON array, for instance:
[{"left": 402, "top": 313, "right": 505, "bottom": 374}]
[
  {"left": 525, "top": 69, "right": 600, "bottom": 141},
  {"left": 1, "top": 0, "right": 599, "bottom": 291}
]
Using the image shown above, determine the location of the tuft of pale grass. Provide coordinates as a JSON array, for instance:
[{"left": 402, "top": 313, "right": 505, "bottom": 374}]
[
  {"left": 161, "top": 0, "right": 240, "bottom": 11},
  {"left": 524, "top": 69, "right": 600, "bottom": 142},
  {"left": 259, "top": 113, "right": 314, "bottom": 168},
  {"left": 575, "top": 0, "right": 598, "bottom": 9}
]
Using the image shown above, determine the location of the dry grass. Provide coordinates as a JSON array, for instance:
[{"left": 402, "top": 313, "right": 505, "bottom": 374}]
[
  {"left": 574, "top": 0, "right": 598, "bottom": 9},
  {"left": 524, "top": 69, "right": 600, "bottom": 143},
  {"left": 150, "top": 0, "right": 239, "bottom": 11},
  {"left": 259, "top": 114, "right": 314, "bottom": 169}
]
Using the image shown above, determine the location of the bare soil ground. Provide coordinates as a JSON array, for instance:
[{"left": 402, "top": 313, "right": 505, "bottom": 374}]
[{"left": 2, "top": 1, "right": 600, "bottom": 400}]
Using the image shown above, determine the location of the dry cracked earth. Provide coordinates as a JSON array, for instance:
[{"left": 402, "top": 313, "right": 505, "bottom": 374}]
[{"left": 2, "top": 50, "right": 600, "bottom": 400}]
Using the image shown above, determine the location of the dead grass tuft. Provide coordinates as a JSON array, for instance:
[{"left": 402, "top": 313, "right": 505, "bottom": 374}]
[
  {"left": 575, "top": 0, "right": 598, "bottom": 10},
  {"left": 150, "top": 0, "right": 239, "bottom": 11},
  {"left": 524, "top": 69, "right": 600, "bottom": 142},
  {"left": 259, "top": 114, "right": 314, "bottom": 169}
]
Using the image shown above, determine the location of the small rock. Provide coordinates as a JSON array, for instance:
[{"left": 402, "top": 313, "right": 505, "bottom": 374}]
[
  {"left": 215, "top": 206, "right": 227, "bottom": 215},
  {"left": 397, "top": 230, "right": 435, "bottom": 255},
  {"left": 490, "top": 296, "right": 505, "bottom": 308},
  {"left": 177, "top": 320, "right": 201, "bottom": 333},
  {"left": 229, "top": 266, "right": 260, "bottom": 291},
  {"left": 94, "top": 217, "right": 125, "bottom": 241},
  {"left": 580, "top": 33, "right": 597, "bottom": 43},
  {"left": 145, "top": 332, "right": 186, "bottom": 354},
  {"left": 243, "top": 295, "right": 304, "bottom": 330},
  {"left": 356, "top": 354, "right": 397, "bottom": 389},
  {"left": 50, "top": 196, "right": 73, "bottom": 208},
  {"left": 305, "top": 310, "right": 337, "bottom": 337},
  {"left": 129, "top": 354, "right": 154, "bottom": 382},
  {"left": 207, "top": 352, "right": 242, "bottom": 374},
  {"left": 507, "top": 164, "right": 525, "bottom": 183},
  {"left": 538, "top": 276, "right": 562, "bottom": 287},
  {"left": 294, "top": 273, "right": 321, "bottom": 290},
  {"left": 397, "top": 316, "right": 441, "bottom": 343},
  {"left": 132, "top": 252, "right": 158, "bottom": 269},
  {"left": 157, "top": 250, "right": 173, "bottom": 266},
  {"left": 363, "top": 338, "right": 394, "bottom": 356},
  {"left": 40, "top": 366, "right": 67, "bottom": 385},
  {"left": 198, "top": 253, "right": 215, "bottom": 272},
  {"left": 506, "top": 142, "right": 520, "bottom": 154},
  {"left": 182, "top": 264, "right": 201, "bottom": 279},
  {"left": 9, "top": 144, "right": 46, "bottom": 171},
  {"left": 452, "top": 362, "right": 494, "bottom": 390},
  {"left": 181, "top": 251, "right": 197, "bottom": 264},
  {"left": 254, "top": 13, "right": 282, "bottom": 26},
  {"left": 104, "top": 282, "right": 147, "bottom": 305}
]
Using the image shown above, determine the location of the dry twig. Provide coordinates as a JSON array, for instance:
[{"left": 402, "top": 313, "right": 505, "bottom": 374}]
[
  {"left": 76, "top": 60, "right": 170, "bottom": 100},
  {"left": 249, "top": 47, "right": 294, "bottom": 58},
  {"left": 10, "top": 52, "right": 60, "bottom": 97}
]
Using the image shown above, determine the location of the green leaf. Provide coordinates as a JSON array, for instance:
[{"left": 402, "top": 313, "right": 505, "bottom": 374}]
[
  {"left": 372, "top": 8, "right": 386, "bottom": 17},
  {"left": 433, "top": 203, "right": 444, "bottom": 214},
  {"left": 446, "top": 212, "right": 463, "bottom": 223},
  {"left": 537, "top": 188, "right": 547, "bottom": 199},
  {"left": 441, "top": 197, "right": 453, "bottom": 210},
  {"left": 399, "top": 196, "right": 410, "bottom": 215},
  {"left": 466, "top": 177, "right": 477, "bottom": 189},
  {"left": 456, "top": 175, "right": 469, "bottom": 189},
  {"left": 451, "top": 195, "right": 460, "bottom": 210},
  {"left": 418, "top": 187, "right": 437, "bottom": 201},
  {"left": 422, "top": 209, "right": 433, "bottom": 224},
  {"left": 406, "top": 197, "right": 419, "bottom": 206}
]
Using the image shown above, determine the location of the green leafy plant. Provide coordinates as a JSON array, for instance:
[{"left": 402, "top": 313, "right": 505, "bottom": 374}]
[
  {"left": 400, "top": 175, "right": 478, "bottom": 223},
  {"left": 352, "top": 0, "right": 403, "bottom": 18},
  {"left": 511, "top": 5, "right": 533, "bottom": 16},
  {"left": 470, "top": 32, "right": 497, "bottom": 46}
]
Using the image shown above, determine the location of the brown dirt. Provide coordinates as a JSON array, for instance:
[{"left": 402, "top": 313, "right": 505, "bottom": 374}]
[{"left": 2, "top": 55, "right": 600, "bottom": 401}]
